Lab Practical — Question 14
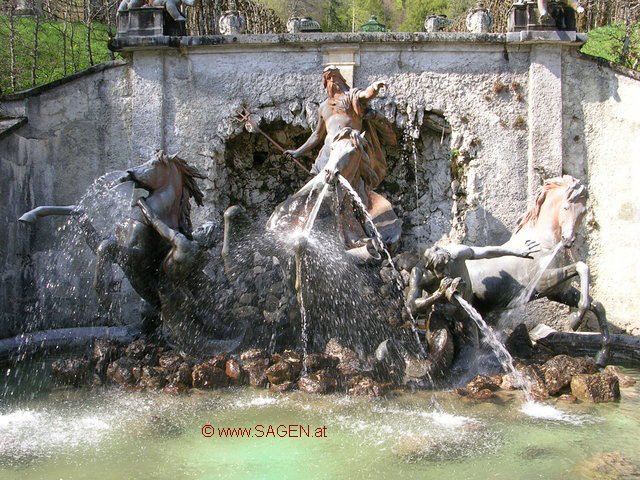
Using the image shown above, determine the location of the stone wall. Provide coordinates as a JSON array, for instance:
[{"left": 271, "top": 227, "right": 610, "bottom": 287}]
[
  {"left": 563, "top": 53, "right": 640, "bottom": 335},
  {"left": 1, "top": 32, "right": 638, "bottom": 337}
]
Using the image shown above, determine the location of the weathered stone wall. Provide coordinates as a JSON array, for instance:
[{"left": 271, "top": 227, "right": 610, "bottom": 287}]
[
  {"left": 563, "top": 52, "right": 640, "bottom": 335},
  {"left": 1, "top": 33, "right": 638, "bottom": 337},
  {"left": 0, "top": 61, "right": 134, "bottom": 337}
]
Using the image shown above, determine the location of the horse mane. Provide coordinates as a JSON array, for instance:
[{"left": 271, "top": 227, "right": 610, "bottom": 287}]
[
  {"left": 332, "top": 127, "right": 370, "bottom": 163},
  {"left": 160, "top": 152, "right": 207, "bottom": 238},
  {"left": 515, "top": 175, "right": 587, "bottom": 233}
]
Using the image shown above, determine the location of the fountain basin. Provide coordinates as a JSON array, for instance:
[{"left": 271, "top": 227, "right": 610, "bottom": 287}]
[{"left": 1, "top": 360, "right": 639, "bottom": 479}]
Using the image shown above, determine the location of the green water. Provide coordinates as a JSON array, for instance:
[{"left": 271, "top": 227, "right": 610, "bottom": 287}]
[{"left": 1, "top": 365, "right": 639, "bottom": 480}]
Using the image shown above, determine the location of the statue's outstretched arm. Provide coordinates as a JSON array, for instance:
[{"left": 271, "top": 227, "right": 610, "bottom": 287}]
[
  {"left": 464, "top": 239, "right": 540, "bottom": 260},
  {"left": 359, "top": 81, "right": 385, "bottom": 101},
  {"left": 286, "top": 109, "right": 326, "bottom": 158}
]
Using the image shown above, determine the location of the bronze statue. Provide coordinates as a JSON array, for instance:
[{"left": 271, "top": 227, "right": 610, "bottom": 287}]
[
  {"left": 465, "top": 175, "right": 610, "bottom": 365},
  {"left": 118, "top": 0, "right": 197, "bottom": 22},
  {"left": 407, "top": 241, "right": 541, "bottom": 317},
  {"left": 265, "top": 67, "right": 401, "bottom": 250},
  {"left": 285, "top": 65, "right": 396, "bottom": 197},
  {"left": 93, "top": 150, "right": 206, "bottom": 313},
  {"left": 19, "top": 152, "right": 250, "bottom": 355},
  {"left": 135, "top": 198, "right": 248, "bottom": 355}
]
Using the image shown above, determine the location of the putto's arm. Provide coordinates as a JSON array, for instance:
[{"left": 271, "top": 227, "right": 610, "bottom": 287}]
[{"left": 460, "top": 239, "right": 540, "bottom": 260}]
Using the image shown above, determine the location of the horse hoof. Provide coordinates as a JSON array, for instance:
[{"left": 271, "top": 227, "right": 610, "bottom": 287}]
[
  {"left": 224, "top": 205, "right": 243, "bottom": 220},
  {"left": 595, "top": 346, "right": 610, "bottom": 368}
]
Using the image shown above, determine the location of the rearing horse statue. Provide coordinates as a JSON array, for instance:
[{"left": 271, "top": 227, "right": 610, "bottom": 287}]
[
  {"left": 466, "top": 175, "right": 610, "bottom": 363},
  {"left": 93, "top": 150, "right": 206, "bottom": 310},
  {"left": 20, "top": 150, "right": 206, "bottom": 315}
]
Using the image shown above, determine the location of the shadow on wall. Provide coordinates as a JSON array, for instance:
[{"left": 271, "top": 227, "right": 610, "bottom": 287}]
[
  {"left": 221, "top": 120, "right": 311, "bottom": 221},
  {"left": 464, "top": 206, "right": 513, "bottom": 247},
  {"left": 379, "top": 120, "right": 454, "bottom": 252}
]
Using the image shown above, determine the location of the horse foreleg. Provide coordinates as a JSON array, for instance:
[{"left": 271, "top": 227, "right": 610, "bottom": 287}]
[
  {"left": 222, "top": 205, "right": 243, "bottom": 276},
  {"left": 537, "top": 261, "right": 590, "bottom": 328},
  {"left": 546, "top": 286, "right": 611, "bottom": 366},
  {"left": 94, "top": 239, "right": 119, "bottom": 300}
]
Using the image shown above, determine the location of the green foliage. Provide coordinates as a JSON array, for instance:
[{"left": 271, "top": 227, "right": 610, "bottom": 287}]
[
  {"left": 0, "top": 15, "right": 116, "bottom": 94},
  {"left": 399, "top": 0, "right": 446, "bottom": 32},
  {"left": 581, "top": 22, "right": 640, "bottom": 70}
]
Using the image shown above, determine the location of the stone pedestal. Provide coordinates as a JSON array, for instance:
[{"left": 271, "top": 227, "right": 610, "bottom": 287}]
[
  {"left": 116, "top": 7, "right": 186, "bottom": 38},
  {"left": 508, "top": 1, "right": 576, "bottom": 32}
]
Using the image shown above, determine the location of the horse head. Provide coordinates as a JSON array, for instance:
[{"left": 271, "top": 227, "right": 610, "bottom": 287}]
[
  {"left": 516, "top": 175, "right": 588, "bottom": 248},
  {"left": 122, "top": 150, "right": 180, "bottom": 194},
  {"left": 325, "top": 127, "right": 370, "bottom": 186},
  {"left": 121, "top": 150, "right": 206, "bottom": 236},
  {"left": 557, "top": 176, "right": 588, "bottom": 247}
]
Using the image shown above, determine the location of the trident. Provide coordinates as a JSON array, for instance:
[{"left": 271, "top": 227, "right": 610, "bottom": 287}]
[{"left": 233, "top": 106, "right": 310, "bottom": 174}]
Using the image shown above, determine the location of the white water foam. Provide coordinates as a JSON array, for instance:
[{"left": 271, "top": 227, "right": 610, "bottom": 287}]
[{"left": 520, "top": 401, "right": 598, "bottom": 425}]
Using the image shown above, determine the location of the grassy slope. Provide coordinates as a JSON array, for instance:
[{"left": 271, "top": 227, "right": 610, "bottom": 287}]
[{"left": 0, "top": 15, "right": 116, "bottom": 94}]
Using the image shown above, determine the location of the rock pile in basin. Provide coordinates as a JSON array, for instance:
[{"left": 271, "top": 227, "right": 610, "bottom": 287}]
[{"left": 50, "top": 338, "right": 393, "bottom": 397}]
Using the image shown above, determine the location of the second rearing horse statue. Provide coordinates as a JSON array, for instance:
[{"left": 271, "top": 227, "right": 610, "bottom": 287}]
[{"left": 466, "top": 175, "right": 610, "bottom": 364}]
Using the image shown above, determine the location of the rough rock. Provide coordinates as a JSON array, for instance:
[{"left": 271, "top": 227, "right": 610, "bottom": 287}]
[
  {"left": 269, "top": 381, "right": 294, "bottom": 393},
  {"left": 245, "top": 364, "right": 269, "bottom": 387},
  {"left": 265, "top": 361, "right": 296, "bottom": 385},
  {"left": 280, "top": 350, "right": 303, "bottom": 375},
  {"left": 558, "top": 394, "right": 577, "bottom": 403},
  {"left": 467, "top": 388, "right": 495, "bottom": 400},
  {"left": 241, "top": 349, "right": 271, "bottom": 365},
  {"left": 206, "top": 352, "right": 231, "bottom": 370},
  {"left": 325, "top": 339, "right": 362, "bottom": 376},
  {"left": 106, "top": 357, "right": 141, "bottom": 387},
  {"left": 192, "top": 363, "right": 228, "bottom": 389},
  {"left": 604, "top": 365, "right": 636, "bottom": 388},
  {"left": 347, "top": 376, "right": 388, "bottom": 397},
  {"left": 162, "top": 381, "right": 190, "bottom": 395},
  {"left": 571, "top": 373, "right": 620, "bottom": 402},
  {"left": 500, "top": 363, "right": 548, "bottom": 398},
  {"left": 170, "top": 362, "right": 193, "bottom": 388},
  {"left": 303, "top": 353, "right": 340, "bottom": 372},
  {"left": 89, "top": 339, "right": 122, "bottom": 377},
  {"left": 225, "top": 358, "right": 245, "bottom": 384},
  {"left": 574, "top": 451, "right": 640, "bottom": 480},
  {"left": 124, "top": 339, "right": 154, "bottom": 360},
  {"left": 298, "top": 370, "right": 338, "bottom": 394},
  {"left": 158, "top": 352, "right": 182, "bottom": 370},
  {"left": 51, "top": 358, "right": 91, "bottom": 386},
  {"left": 504, "top": 323, "right": 534, "bottom": 359},
  {"left": 541, "top": 355, "right": 598, "bottom": 395},
  {"left": 466, "top": 374, "right": 502, "bottom": 395},
  {"left": 139, "top": 366, "right": 167, "bottom": 390}
]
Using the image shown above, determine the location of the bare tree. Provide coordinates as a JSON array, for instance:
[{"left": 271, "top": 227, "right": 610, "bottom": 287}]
[
  {"left": 31, "top": 0, "right": 41, "bottom": 87},
  {"left": 8, "top": 1, "right": 18, "bottom": 91}
]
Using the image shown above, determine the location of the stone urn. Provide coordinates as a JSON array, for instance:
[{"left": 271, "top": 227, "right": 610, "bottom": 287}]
[
  {"left": 287, "top": 16, "right": 301, "bottom": 33},
  {"left": 298, "top": 17, "right": 322, "bottom": 32},
  {"left": 466, "top": 1, "right": 493, "bottom": 33},
  {"left": 424, "top": 14, "right": 451, "bottom": 32},
  {"left": 219, "top": 10, "right": 246, "bottom": 35}
]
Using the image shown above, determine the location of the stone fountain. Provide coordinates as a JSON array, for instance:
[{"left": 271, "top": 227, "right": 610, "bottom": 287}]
[{"left": 2, "top": 1, "right": 640, "bottom": 476}]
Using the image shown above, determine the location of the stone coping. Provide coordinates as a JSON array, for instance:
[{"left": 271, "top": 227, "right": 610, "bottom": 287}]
[
  {"left": 109, "top": 30, "right": 589, "bottom": 52},
  {"left": 0, "top": 60, "right": 128, "bottom": 102},
  {"left": 0, "top": 117, "right": 27, "bottom": 138}
]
